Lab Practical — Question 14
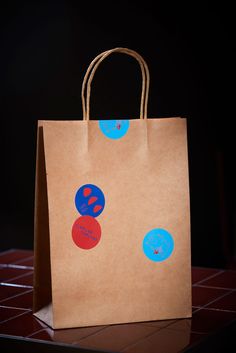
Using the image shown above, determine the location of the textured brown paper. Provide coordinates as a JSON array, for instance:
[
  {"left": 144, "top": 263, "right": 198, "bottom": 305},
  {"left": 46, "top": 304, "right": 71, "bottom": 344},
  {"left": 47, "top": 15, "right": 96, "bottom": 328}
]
[{"left": 33, "top": 117, "right": 192, "bottom": 329}]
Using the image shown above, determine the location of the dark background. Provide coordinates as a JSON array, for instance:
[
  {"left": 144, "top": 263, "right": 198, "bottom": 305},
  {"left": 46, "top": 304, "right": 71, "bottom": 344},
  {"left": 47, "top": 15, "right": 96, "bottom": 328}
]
[{"left": 1, "top": 1, "right": 235, "bottom": 268}]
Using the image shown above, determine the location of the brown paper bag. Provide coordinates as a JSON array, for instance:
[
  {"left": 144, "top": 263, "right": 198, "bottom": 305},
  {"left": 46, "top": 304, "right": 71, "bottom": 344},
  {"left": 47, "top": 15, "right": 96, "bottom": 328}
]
[{"left": 33, "top": 48, "right": 192, "bottom": 329}]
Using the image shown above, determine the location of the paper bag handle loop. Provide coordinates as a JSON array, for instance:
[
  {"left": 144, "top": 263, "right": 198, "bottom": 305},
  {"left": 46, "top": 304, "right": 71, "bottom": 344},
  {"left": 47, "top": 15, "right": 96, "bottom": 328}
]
[{"left": 81, "top": 47, "right": 150, "bottom": 120}]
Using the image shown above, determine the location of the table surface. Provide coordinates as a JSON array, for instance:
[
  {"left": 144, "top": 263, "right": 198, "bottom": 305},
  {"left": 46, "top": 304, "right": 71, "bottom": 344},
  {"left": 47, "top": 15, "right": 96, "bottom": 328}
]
[{"left": 0, "top": 249, "right": 236, "bottom": 353}]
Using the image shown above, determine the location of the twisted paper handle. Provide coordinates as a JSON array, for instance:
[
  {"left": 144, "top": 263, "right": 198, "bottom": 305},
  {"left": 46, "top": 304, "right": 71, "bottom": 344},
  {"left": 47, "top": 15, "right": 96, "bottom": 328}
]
[{"left": 81, "top": 47, "right": 150, "bottom": 120}]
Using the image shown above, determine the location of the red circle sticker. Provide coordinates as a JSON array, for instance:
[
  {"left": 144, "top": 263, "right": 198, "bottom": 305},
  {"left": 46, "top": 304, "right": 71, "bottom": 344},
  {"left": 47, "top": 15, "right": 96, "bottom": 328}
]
[{"left": 72, "top": 216, "right": 101, "bottom": 249}]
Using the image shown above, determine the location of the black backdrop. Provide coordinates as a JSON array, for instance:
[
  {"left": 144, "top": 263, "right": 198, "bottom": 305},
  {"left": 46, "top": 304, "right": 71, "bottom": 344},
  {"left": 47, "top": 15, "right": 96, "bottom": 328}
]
[{"left": 1, "top": 1, "right": 235, "bottom": 268}]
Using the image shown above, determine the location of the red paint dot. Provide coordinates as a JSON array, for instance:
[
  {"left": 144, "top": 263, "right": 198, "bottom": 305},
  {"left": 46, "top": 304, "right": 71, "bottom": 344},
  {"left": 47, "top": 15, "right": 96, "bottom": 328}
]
[
  {"left": 83, "top": 187, "right": 92, "bottom": 197},
  {"left": 93, "top": 205, "right": 103, "bottom": 213},
  {"left": 88, "top": 196, "right": 98, "bottom": 205},
  {"left": 72, "top": 216, "right": 101, "bottom": 249}
]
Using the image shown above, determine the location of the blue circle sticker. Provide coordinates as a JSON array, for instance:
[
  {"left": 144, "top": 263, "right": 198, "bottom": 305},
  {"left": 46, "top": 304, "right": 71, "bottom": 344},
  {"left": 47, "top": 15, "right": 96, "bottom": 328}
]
[
  {"left": 99, "top": 120, "right": 130, "bottom": 139},
  {"left": 143, "top": 228, "right": 174, "bottom": 262},
  {"left": 75, "top": 184, "right": 105, "bottom": 217}
]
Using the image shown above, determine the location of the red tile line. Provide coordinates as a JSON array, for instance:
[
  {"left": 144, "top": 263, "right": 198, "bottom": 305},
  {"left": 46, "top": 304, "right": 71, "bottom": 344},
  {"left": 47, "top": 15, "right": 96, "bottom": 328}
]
[
  {"left": 192, "top": 307, "right": 201, "bottom": 313},
  {"left": 14, "top": 256, "right": 34, "bottom": 265},
  {"left": 119, "top": 316, "right": 214, "bottom": 353},
  {"left": 118, "top": 324, "right": 177, "bottom": 352},
  {"left": 0, "top": 264, "right": 34, "bottom": 270},
  {"left": 0, "top": 288, "right": 33, "bottom": 305},
  {"left": 77, "top": 324, "right": 163, "bottom": 351},
  {"left": 26, "top": 328, "right": 51, "bottom": 339},
  {"left": 193, "top": 284, "right": 235, "bottom": 291},
  {"left": 191, "top": 289, "right": 235, "bottom": 314},
  {"left": 0, "top": 308, "right": 32, "bottom": 324},
  {"left": 202, "top": 306, "right": 236, "bottom": 314},
  {"left": 26, "top": 324, "right": 108, "bottom": 341},
  {"left": 0, "top": 304, "right": 31, "bottom": 311},
  {"left": 0, "top": 250, "right": 33, "bottom": 263},
  {"left": 0, "top": 249, "right": 33, "bottom": 255},
  {"left": 0, "top": 249, "right": 16, "bottom": 257},
  {"left": 0, "top": 282, "right": 32, "bottom": 289},
  {"left": 193, "top": 269, "right": 225, "bottom": 286},
  {"left": 1, "top": 271, "right": 33, "bottom": 285},
  {"left": 0, "top": 250, "right": 33, "bottom": 262}
]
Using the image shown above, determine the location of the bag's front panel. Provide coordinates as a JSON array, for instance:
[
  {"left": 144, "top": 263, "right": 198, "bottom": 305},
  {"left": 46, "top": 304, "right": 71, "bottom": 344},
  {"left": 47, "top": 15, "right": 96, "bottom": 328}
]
[{"left": 43, "top": 118, "right": 191, "bottom": 329}]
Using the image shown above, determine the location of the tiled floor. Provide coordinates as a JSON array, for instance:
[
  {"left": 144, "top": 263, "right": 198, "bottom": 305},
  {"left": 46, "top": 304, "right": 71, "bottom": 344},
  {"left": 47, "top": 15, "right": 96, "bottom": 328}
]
[{"left": 0, "top": 249, "right": 236, "bottom": 353}]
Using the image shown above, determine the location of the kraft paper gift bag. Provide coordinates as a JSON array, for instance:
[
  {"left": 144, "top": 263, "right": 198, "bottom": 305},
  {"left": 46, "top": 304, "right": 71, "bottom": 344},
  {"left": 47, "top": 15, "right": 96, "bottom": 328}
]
[{"left": 33, "top": 47, "right": 192, "bottom": 329}]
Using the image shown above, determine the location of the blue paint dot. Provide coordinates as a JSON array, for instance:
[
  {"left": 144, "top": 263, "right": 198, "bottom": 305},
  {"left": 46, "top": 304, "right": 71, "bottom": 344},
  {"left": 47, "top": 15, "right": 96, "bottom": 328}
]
[
  {"left": 99, "top": 120, "right": 130, "bottom": 139},
  {"left": 75, "top": 184, "right": 105, "bottom": 217},
  {"left": 143, "top": 228, "right": 174, "bottom": 262}
]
